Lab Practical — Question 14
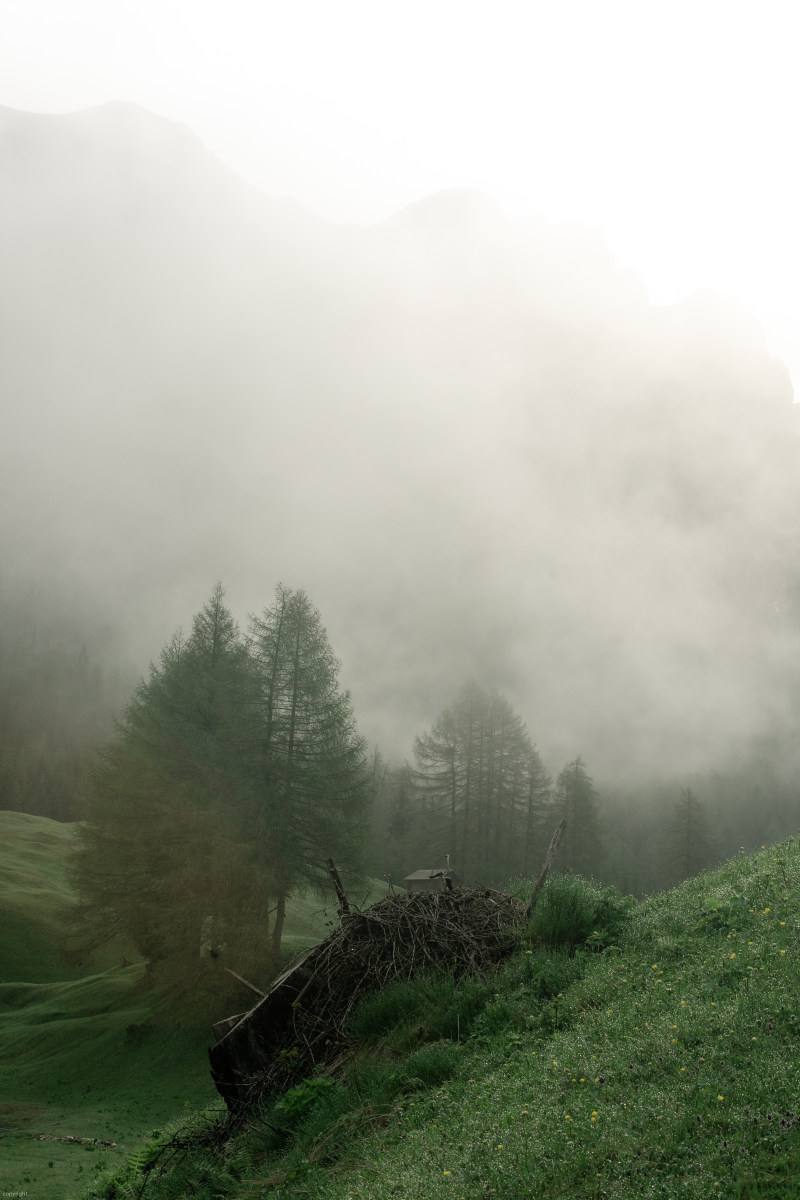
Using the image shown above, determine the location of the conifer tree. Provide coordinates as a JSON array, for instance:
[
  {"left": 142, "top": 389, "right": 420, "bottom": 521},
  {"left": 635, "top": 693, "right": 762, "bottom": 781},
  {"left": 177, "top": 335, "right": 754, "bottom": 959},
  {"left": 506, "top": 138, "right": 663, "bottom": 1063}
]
[
  {"left": 248, "top": 585, "right": 369, "bottom": 953},
  {"left": 72, "top": 582, "right": 369, "bottom": 1004},
  {"left": 665, "top": 786, "right": 716, "bottom": 883},
  {"left": 555, "top": 756, "right": 603, "bottom": 877},
  {"left": 413, "top": 683, "right": 552, "bottom": 884}
]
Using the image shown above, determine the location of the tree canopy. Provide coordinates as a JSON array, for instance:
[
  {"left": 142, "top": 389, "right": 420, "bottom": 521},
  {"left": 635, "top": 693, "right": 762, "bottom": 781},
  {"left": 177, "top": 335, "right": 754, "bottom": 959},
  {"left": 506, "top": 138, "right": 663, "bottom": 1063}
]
[{"left": 71, "top": 583, "right": 369, "bottom": 1009}]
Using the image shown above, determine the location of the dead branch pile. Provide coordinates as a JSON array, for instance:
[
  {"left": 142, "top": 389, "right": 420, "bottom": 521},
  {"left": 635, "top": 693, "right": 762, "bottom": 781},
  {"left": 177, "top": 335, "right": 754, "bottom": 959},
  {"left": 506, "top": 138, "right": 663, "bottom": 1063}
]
[{"left": 209, "top": 886, "right": 525, "bottom": 1110}]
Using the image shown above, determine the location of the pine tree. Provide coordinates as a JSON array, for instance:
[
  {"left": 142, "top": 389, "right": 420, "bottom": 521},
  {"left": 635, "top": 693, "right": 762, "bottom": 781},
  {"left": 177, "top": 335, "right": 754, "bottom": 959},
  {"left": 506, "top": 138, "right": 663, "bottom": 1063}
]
[
  {"left": 555, "top": 756, "right": 603, "bottom": 877},
  {"left": 665, "top": 786, "right": 716, "bottom": 883},
  {"left": 71, "top": 582, "right": 372, "bottom": 1007},
  {"left": 71, "top": 585, "right": 270, "bottom": 1004},
  {"left": 413, "top": 683, "right": 552, "bottom": 884},
  {"left": 248, "top": 585, "right": 369, "bottom": 954}
]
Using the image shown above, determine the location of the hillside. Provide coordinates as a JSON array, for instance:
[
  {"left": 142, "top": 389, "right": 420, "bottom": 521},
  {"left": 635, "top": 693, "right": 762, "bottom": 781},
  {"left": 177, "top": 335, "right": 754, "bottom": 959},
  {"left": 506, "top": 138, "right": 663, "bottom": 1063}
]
[
  {"left": 83, "top": 835, "right": 800, "bottom": 1200},
  {"left": 0, "top": 812, "right": 358, "bottom": 1200}
]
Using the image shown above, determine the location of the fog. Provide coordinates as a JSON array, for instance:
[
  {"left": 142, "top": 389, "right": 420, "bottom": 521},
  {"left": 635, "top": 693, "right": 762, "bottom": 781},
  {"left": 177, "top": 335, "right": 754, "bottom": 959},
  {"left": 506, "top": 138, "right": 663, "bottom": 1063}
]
[{"left": 2, "top": 101, "right": 798, "bottom": 783}]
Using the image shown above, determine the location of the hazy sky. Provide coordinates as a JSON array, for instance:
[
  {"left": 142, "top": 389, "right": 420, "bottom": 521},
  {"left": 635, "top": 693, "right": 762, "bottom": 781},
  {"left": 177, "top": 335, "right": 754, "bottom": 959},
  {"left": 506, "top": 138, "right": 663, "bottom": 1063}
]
[{"left": 3, "top": 0, "right": 798, "bottom": 392}]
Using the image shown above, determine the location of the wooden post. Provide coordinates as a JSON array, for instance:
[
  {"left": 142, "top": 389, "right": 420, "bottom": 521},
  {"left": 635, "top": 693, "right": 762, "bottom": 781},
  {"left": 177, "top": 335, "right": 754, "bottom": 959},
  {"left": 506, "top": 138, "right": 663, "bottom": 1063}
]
[
  {"left": 326, "top": 857, "right": 351, "bottom": 915},
  {"left": 525, "top": 820, "right": 566, "bottom": 920}
]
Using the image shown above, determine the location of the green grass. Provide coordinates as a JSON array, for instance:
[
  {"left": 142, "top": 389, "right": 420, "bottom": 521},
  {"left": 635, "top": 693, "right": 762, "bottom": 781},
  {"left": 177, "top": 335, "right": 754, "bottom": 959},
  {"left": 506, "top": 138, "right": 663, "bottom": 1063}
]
[
  {"left": 81, "top": 835, "right": 800, "bottom": 1200},
  {"left": 0, "top": 811, "right": 388, "bottom": 1200}
]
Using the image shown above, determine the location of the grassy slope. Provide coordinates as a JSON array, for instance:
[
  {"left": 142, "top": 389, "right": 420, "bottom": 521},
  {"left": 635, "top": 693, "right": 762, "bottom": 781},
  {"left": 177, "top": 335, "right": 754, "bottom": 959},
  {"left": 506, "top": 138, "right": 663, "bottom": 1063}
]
[
  {"left": 291, "top": 838, "right": 800, "bottom": 1200},
  {"left": 93, "top": 834, "right": 800, "bottom": 1200},
  {"left": 0, "top": 812, "right": 366, "bottom": 1200}
]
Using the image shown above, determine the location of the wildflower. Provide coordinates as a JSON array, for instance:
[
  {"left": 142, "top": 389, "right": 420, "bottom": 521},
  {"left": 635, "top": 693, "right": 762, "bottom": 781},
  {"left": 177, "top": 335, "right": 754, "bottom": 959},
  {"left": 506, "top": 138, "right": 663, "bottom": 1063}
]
[
  {"left": 592, "top": 1111, "right": 598, "bottom": 1117},
  {"left": 729, "top": 953, "right": 736, "bottom": 959},
  {"left": 764, "top": 908, "right": 771, "bottom": 914},
  {"left": 718, "top": 1095, "right": 724, "bottom": 1102},
  {"left": 553, "top": 1060, "right": 558, "bottom": 1067},
  {"left": 443, "top": 1170, "right": 451, "bottom": 1176},
  {"left": 652, "top": 964, "right": 658, "bottom": 969},
  {"left": 780, "top": 921, "right": 786, "bottom": 927},
  {"left": 564, "top": 1114, "right": 571, "bottom": 1120},
  {"left": 681, "top": 1000, "right": 687, "bottom": 1005},
  {"left": 780, "top": 950, "right": 787, "bottom": 956},
  {"left": 497, "top": 1144, "right": 503, "bottom": 1150}
]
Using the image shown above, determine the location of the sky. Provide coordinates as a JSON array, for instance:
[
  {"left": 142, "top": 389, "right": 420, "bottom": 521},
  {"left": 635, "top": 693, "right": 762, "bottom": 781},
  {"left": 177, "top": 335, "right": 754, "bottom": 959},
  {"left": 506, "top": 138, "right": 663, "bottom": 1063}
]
[{"left": 2, "top": 0, "right": 798, "bottom": 394}]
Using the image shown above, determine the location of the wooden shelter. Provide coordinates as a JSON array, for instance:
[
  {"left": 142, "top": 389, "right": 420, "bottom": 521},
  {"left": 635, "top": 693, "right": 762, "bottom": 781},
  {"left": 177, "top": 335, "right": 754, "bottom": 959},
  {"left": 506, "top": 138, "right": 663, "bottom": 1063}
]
[{"left": 403, "top": 868, "right": 463, "bottom": 892}]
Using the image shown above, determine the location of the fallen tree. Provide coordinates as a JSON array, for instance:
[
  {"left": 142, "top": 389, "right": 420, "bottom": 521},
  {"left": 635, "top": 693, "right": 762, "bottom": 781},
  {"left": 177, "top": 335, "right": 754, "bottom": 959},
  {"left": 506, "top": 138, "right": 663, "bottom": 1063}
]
[
  {"left": 209, "top": 886, "right": 524, "bottom": 1109},
  {"left": 209, "top": 825, "right": 565, "bottom": 1110}
]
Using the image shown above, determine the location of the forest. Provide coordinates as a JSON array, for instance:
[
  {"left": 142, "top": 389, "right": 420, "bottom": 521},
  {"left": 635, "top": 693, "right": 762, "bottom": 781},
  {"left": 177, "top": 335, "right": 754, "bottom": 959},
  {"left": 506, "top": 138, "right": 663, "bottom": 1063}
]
[{"left": 2, "top": 570, "right": 799, "bottom": 1018}]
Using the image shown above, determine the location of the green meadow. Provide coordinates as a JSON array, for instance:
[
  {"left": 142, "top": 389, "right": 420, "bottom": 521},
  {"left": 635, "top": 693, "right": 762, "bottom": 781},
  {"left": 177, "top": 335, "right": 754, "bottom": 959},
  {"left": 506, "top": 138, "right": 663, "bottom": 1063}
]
[
  {"left": 4, "top": 810, "right": 800, "bottom": 1199},
  {"left": 0, "top": 812, "right": 342, "bottom": 1200}
]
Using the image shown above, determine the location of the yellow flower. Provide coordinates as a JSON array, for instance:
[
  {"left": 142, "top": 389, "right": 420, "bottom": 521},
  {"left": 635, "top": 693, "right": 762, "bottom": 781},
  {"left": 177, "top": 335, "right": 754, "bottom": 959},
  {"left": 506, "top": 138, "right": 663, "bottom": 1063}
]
[
  {"left": 443, "top": 1169, "right": 451, "bottom": 1175},
  {"left": 564, "top": 1114, "right": 571, "bottom": 1120},
  {"left": 497, "top": 1144, "right": 503, "bottom": 1150},
  {"left": 717, "top": 1095, "right": 724, "bottom": 1102},
  {"left": 652, "top": 964, "right": 658, "bottom": 969},
  {"left": 780, "top": 950, "right": 787, "bottom": 956},
  {"left": 590, "top": 1116, "right": 597, "bottom": 1122},
  {"left": 729, "top": 953, "right": 736, "bottom": 959},
  {"left": 764, "top": 908, "right": 771, "bottom": 914},
  {"left": 592, "top": 1111, "right": 598, "bottom": 1116}
]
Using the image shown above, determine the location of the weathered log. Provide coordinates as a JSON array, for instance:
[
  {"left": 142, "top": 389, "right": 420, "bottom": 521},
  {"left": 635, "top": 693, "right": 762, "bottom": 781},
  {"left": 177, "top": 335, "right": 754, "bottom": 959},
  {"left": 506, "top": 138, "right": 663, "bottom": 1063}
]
[{"left": 209, "top": 887, "right": 525, "bottom": 1110}]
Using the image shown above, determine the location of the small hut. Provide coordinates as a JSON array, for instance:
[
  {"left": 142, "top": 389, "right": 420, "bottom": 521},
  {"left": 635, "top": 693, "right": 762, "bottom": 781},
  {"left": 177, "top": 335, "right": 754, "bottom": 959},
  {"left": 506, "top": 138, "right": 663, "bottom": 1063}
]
[{"left": 403, "top": 868, "right": 463, "bottom": 893}]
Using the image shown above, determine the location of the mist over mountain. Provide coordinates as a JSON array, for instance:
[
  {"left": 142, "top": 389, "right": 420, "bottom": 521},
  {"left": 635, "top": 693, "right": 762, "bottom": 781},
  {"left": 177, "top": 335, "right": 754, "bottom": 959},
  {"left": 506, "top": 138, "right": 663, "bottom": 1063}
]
[{"left": 2, "top": 101, "right": 798, "bottom": 783}]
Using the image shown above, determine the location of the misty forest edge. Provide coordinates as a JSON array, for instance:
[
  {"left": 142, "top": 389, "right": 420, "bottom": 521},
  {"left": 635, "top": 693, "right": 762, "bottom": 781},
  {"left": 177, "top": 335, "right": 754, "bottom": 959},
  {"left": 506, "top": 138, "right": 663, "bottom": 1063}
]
[{"left": 0, "top": 577, "right": 787, "bottom": 1019}]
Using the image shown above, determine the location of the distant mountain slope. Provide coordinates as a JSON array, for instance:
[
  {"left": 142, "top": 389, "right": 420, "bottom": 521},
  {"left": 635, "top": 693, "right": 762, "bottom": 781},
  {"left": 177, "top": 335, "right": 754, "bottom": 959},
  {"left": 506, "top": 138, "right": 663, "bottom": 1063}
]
[{"left": 1, "top": 102, "right": 798, "bottom": 780}]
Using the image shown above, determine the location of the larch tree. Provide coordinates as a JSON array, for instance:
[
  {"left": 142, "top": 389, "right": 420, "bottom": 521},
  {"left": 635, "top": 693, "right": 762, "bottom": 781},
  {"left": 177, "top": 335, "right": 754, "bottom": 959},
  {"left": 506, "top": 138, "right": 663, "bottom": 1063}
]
[
  {"left": 248, "top": 585, "right": 370, "bottom": 954},
  {"left": 555, "top": 756, "right": 603, "bottom": 877},
  {"left": 665, "top": 786, "right": 716, "bottom": 883},
  {"left": 71, "top": 584, "right": 269, "bottom": 1003},
  {"left": 71, "top": 582, "right": 369, "bottom": 1007},
  {"left": 414, "top": 683, "right": 552, "bottom": 884}
]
